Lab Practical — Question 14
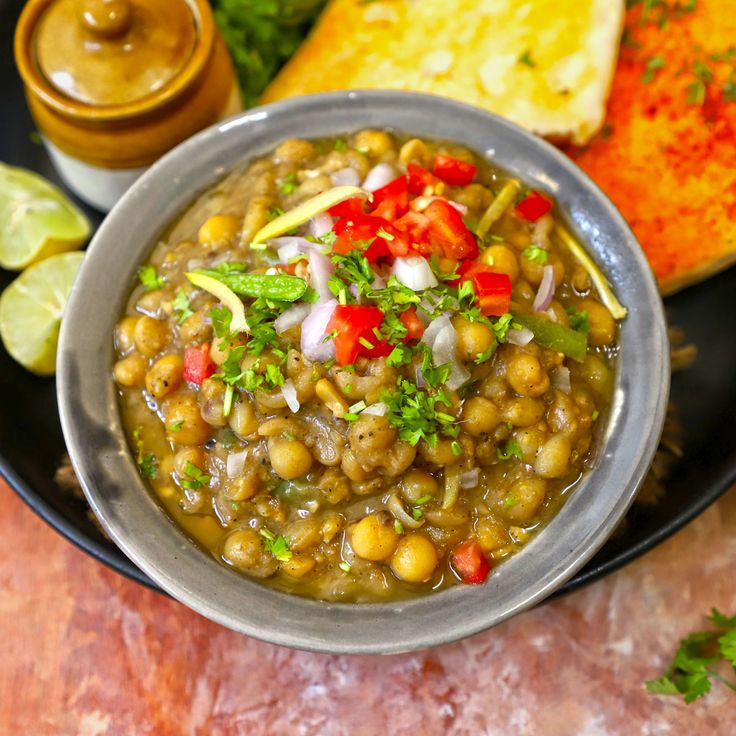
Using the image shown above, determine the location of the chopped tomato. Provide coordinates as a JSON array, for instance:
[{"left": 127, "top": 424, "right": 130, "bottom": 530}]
[
  {"left": 394, "top": 210, "right": 431, "bottom": 244},
  {"left": 328, "top": 196, "right": 366, "bottom": 219},
  {"left": 406, "top": 163, "right": 440, "bottom": 195},
  {"left": 183, "top": 344, "right": 215, "bottom": 385},
  {"left": 451, "top": 540, "right": 491, "bottom": 584},
  {"left": 400, "top": 307, "right": 424, "bottom": 342},
  {"left": 370, "top": 175, "right": 409, "bottom": 221},
  {"left": 333, "top": 215, "right": 411, "bottom": 261},
  {"left": 274, "top": 262, "right": 298, "bottom": 275},
  {"left": 452, "top": 261, "right": 512, "bottom": 316},
  {"left": 327, "top": 305, "right": 390, "bottom": 366},
  {"left": 424, "top": 199, "right": 479, "bottom": 260},
  {"left": 515, "top": 191, "right": 552, "bottom": 221},
  {"left": 432, "top": 154, "right": 477, "bottom": 186}
]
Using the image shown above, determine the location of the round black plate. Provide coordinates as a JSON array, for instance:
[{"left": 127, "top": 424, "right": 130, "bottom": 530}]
[{"left": 2, "top": 0, "right": 735, "bottom": 595}]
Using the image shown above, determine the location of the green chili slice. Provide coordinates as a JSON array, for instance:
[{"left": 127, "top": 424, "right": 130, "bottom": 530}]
[
  {"left": 512, "top": 312, "right": 588, "bottom": 362},
  {"left": 195, "top": 269, "right": 307, "bottom": 302}
]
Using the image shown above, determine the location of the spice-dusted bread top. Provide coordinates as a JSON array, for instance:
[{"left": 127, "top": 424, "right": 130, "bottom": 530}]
[{"left": 261, "top": 0, "right": 625, "bottom": 146}]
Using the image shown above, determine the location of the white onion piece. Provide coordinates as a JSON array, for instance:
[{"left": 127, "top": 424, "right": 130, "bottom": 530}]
[
  {"left": 533, "top": 264, "right": 556, "bottom": 312},
  {"left": 411, "top": 195, "right": 467, "bottom": 215},
  {"left": 307, "top": 212, "right": 334, "bottom": 238},
  {"left": 442, "top": 465, "right": 462, "bottom": 509},
  {"left": 349, "top": 283, "right": 361, "bottom": 303},
  {"left": 308, "top": 249, "right": 335, "bottom": 302},
  {"left": 301, "top": 299, "right": 337, "bottom": 362},
  {"left": 415, "top": 363, "right": 427, "bottom": 388},
  {"left": 274, "top": 303, "right": 311, "bottom": 334},
  {"left": 432, "top": 324, "right": 470, "bottom": 390},
  {"left": 506, "top": 326, "right": 534, "bottom": 346},
  {"left": 372, "top": 275, "right": 386, "bottom": 290},
  {"left": 331, "top": 167, "right": 361, "bottom": 187},
  {"left": 421, "top": 313, "right": 452, "bottom": 349},
  {"left": 545, "top": 308, "right": 558, "bottom": 322},
  {"left": 281, "top": 379, "right": 300, "bottom": 413},
  {"left": 392, "top": 256, "right": 438, "bottom": 291},
  {"left": 448, "top": 200, "right": 468, "bottom": 215},
  {"left": 551, "top": 366, "right": 571, "bottom": 394},
  {"left": 460, "top": 468, "right": 479, "bottom": 490},
  {"left": 272, "top": 237, "right": 311, "bottom": 263},
  {"left": 362, "top": 402, "right": 388, "bottom": 416},
  {"left": 387, "top": 494, "right": 425, "bottom": 529},
  {"left": 226, "top": 450, "right": 248, "bottom": 479},
  {"left": 362, "top": 163, "right": 397, "bottom": 192}
]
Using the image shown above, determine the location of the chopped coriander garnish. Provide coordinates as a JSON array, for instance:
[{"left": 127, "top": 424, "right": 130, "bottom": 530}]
[
  {"left": 474, "top": 343, "right": 497, "bottom": 364},
  {"left": 267, "top": 207, "right": 285, "bottom": 222},
  {"left": 394, "top": 520, "right": 404, "bottom": 535},
  {"left": 358, "top": 336, "right": 374, "bottom": 350},
  {"left": 592, "top": 409, "right": 600, "bottom": 421},
  {"left": 414, "top": 494, "right": 433, "bottom": 505},
  {"left": 450, "top": 440, "right": 462, "bottom": 456},
  {"left": 504, "top": 494, "right": 518, "bottom": 508},
  {"left": 278, "top": 172, "right": 298, "bottom": 194},
  {"left": 375, "top": 227, "right": 394, "bottom": 240},
  {"left": 138, "top": 265, "right": 164, "bottom": 292},
  {"left": 259, "top": 528, "right": 292, "bottom": 562},
  {"left": 168, "top": 420, "right": 183, "bottom": 433},
  {"left": 518, "top": 50, "right": 535, "bottom": 67},
  {"left": 223, "top": 384, "right": 235, "bottom": 417},
  {"left": 497, "top": 438, "right": 524, "bottom": 461},
  {"left": 386, "top": 343, "right": 413, "bottom": 368},
  {"left": 338, "top": 561, "right": 352, "bottom": 573},
  {"left": 210, "top": 306, "right": 234, "bottom": 340},
  {"left": 567, "top": 307, "right": 590, "bottom": 335},
  {"left": 412, "top": 508, "right": 423, "bottom": 520},
  {"left": 522, "top": 245, "right": 549, "bottom": 264},
  {"left": 132, "top": 426, "right": 158, "bottom": 479},
  {"left": 349, "top": 400, "right": 366, "bottom": 414},
  {"left": 173, "top": 288, "right": 194, "bottom": 324},
  {"left": 334, "top": 138, "right": 347, "bottom": 151},
  {"left": 181, "top": 461, "right": 210, "bottom": 491}
]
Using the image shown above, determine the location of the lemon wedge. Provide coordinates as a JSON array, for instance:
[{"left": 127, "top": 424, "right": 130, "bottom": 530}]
[
  {"left": 0, "top": 251, "right": 85, "bottom": 375},
  {"left": 0, "top": 164, "right": 90, "bottom": 271},
  {"left": 185, "top": 271, "right": 249, "bottom": 333},
  {"left": 250, "top": 186, "right": 370, "bottom": 246}
]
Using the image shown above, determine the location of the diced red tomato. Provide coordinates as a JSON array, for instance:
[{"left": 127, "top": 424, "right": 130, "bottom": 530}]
[
  {"left": 451, "top": 540, "right": 491, "bottom": 584},
  {"left": 406, "top": 163, "right": 441, "bottom": 195},
  {"left": 473, "top": 270, "right": 512, "bottom": 316},
  {"left": 332, "top": 215, "right": 411, "bottom": 261},
  {"left": 183, "top": 344, "right": 215, "bottom": 385},
  {"left": 432, "top": 154, "right": 477, "bottom": 186},
  {"left": 327, "top": 305, "right": 391, "bottom": 366},
  {"left": 423, "top": 199, "right": 479, "bottom": 260},
  {"left": 370, "top": 175, "right": 409, "bottom": 221},
  {"left": 394, "top": 210, "right": 432, "bottom": 247},
  {"left": 328, "top": 196, "right": 366, "bottom": 219},
  {"left": 400, "top": 307, "right": 424, "bottom": 342},
  {"left": 515, "top": 191, "right": 552, "bottom": 221}
]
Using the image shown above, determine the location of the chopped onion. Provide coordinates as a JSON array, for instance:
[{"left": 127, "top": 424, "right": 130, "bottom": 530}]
[
  {"left": 421, "top": 313, "right": 451, "bottom": 349},
  {"left": 281, "top": 379, "right": 300, "bottom": 413},
  {"left": 533, "top": 264, "right": 556, "bottom": 312},
  {"left": 411, "top": 195, "right": 467, "bottom": 215},
  {"left": 331, "top": 167, "right": 361, "bottom": 187},
  {"left": 271, "top": 236, "right": 312, "bottom": 263},
  {"left": 301, "top": 299, "right": 337, "bottom": 362},
  {"left": 308, "top": 249, "right": 335, "bottom": 302},
  {"left": 506, "top": 326, "right": 534, "bottom": 346},
  {"left": 460, "top": 468, "right": 479, "bottom": 490},
  {"left": 415, "top": 363, "right": 427, "bottom": 388},
  {"left": 226, "top": 450, "right": 248, "bottom": 479},
  {"left": 307, "top": 212, "right": 333, "bottom": 238},
  {"left": 349, "top": 283, "right": 361, "bottom": 303},
  {"left": 545, "top": 308, "right": 559, "bottom": 322},
  {"left": 448, "top": 200, "right": 469, "bottom": 215},
  {"left": 362, "top": 402, "right": 387, "bottom": 416},
  {"left": 551, "top": 366, "right": 571, "bottom": 394},
  {"left": 442, "top": 466, "right": 462, "bottom": 509},
  {"left": 274, "top": 302, "right": 311, "bottom": 334},
  {"left": 392, "top": 256, "right": 438, "bottom": 291},
  {"left": 371, "top": 274, "right": 386, "bottom": 290},
  {"left": 362, "top": 163, "right": 396, "bottom": 192},
  {"left": 432, "top": 323, "right": 470, "bottom": 390},
  {"left": 387, "top": 493, "right": 424, "bottom": 529}
]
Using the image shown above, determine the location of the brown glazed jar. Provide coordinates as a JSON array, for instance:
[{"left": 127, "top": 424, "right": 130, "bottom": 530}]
[{"left": 15, "top": 0, "right": 241, "bottom": 211}]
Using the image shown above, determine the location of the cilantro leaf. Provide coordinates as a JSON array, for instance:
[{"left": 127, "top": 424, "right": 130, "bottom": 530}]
[
  {"left": 278, "top": 172, "right": 298, "bottom": 194},
  {"left": 259, "top": 528, "right": 292, "bottom": 562},
  {"left": 497, "top": 438, "right": 523, "bottom": 461},
  {"left": 567, "top": 308, "right": 590, "bottom": 335},
  {"left": 173, "top": 288, "right": 194, "bottom": 324},
  {"left": 138, "top": 454, "right": 158, "bottom": 479},
  {"left": 180, "top": 461, "right": 210, "bottom": 491},
  {"left": 522, "top": 245, "right": 549, "bottom": 264},
  {"left": 138, "top": 265, "right": 164, "bottom": 291},
  {"left": 518, "top": 50, "right": 535, "bottom": 67},
  {"left": 210, "top": 306, "right": 234, "bottom": 339}
]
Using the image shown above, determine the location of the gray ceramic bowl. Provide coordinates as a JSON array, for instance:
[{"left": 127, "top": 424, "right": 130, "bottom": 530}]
[{"left": 57, "top": 91, "right": 669, "bottom": 654}]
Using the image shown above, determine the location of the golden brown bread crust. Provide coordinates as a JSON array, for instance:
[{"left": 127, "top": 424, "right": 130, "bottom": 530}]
[{"left": 262, "top": 0, "right": 624, "bottom": 145}]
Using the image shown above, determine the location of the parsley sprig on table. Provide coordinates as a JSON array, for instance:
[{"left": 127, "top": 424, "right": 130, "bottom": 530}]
[{"left": 646, "top": 608, "right": 736, "bottom": 703}]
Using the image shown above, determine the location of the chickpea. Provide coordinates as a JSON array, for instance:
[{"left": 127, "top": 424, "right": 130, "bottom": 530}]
[
  {"left": 533, "top": 434, "right": 571, "bottom": 479},
  {"left": 462, "top": 396, "right": 501, "bottom": 436},
  {"left": 145, "top": 354, "right": 184, "bottom": 398},
  {"left": 281, "top": 555, "right": 316, "bottom": 578},
  {"left": 502, "top": 397, "right": 545, "bottom": 427},
  {"left": 390, "top": 533, "right": 438, "bottom": 583},
  {"left": 136, "top": 289, "right": 163, "bottom": 316},
  {"left": 224, "top": 470, "right": 260, "bottom": 501},
  {"left": 397, "top": 138, "right": 431, "bottom": 167},
  {"left": 274, "top": 138, "right": 316, "bottom": 163},
  {"left": 514, "top": 426, "right": 548, "bottom": 463},
  {"left": 350, "top": 513, "right": 399, "bottom": 562},
  {"left": 240, "top": 196, "right": 272, "bottom": 246},
  {"left": 401, "top": 469, "right": 439, "bottom": 504},
  {"left": 222, "top": 528, "right": 277, "bottom": 578},
  {"left": 179, "top": 309, "right": 213, "bottom": 344},
  {"left": 173, "top": 447, "right": 206, "bottom": 478},
  {"left": 454, "top": 316, "right": 495, "bottom": 362},
  {"left": 283, "top": 517, "right": 323, "bottom": 553},
  {"left": 348, "top": 415, "right": 397, "bottom": 455},
  {"left": 165, "top": 394, "right": 211, "bottom": 445},
  {"left": 268, "top": 437, "right": 313, "bottom": 480},
  {"left": 198, "top": 378, "right": 228, "bottom": 427},
  {"left": 583, "top": 300, "right": 616, "bottom": 347},
  {"left": 210, "top": 333, "right": 247, "bottom": 366},
  {"left": 315, "top": 378, "right": 349, "bottom": 418},
  {"left": 504, "top": 477, "right": 547, "bottom": 522},
  {"left": 419, "top": 438, "right": 461, "bottom": 466},
  {"left": 452, "top": 183, "right": 492, "bottom": 211},
  {"left": 507, "top": 353, "right": 550, "bottom": 398},
  {"left": 341, "top": 448, "right": 370, "bottom": 482},
  {"left": 520, "top": 254, "right": 565, "bottom": 287},
  {"left": 198, "top": 215, "right": 240, "bottom": 248},
  {"left": 113, "top": 354, "right": 147, "bottom": 388},
  {"left": 579, "top": 354, "right": 613, "bottom": 400},
  {"left": 228, "top": 398, "right": 259, "bottom": 438},
  {"left": 115, "top": 315, "right": 139, "bottom": 353},
  {"left": 481, "top": 244, "right": 519, "bottom": 283},
  {"left": 476, "top": 517, "right": 510, "bottom": 553},
  {"left": 354, "top": 129, "right": 394, "bottom": 157},
  {"left": 132, "top": 315, "right": 168, "bottom": 357}
]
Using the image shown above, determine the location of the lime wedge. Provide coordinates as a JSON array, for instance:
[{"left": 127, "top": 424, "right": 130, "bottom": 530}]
[
  {"left": 0, "top": 251, "right": 85, "bottom": 375},
  {"left": 0, "top": 163, "right": 90, "bottom": 271}
]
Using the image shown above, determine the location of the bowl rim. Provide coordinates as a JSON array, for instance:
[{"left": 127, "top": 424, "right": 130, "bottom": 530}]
[{"left": 57, "top": 90, "right": 670, "bottom": 654}]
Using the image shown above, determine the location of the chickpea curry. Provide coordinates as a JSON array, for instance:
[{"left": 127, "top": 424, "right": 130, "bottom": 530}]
[{"left": 113, "top": 130, "right": 625, "bottom": 602}]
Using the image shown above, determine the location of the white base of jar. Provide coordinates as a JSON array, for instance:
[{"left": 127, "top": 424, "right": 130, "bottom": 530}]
[{"left": 43, "top": 139, "right": 148, "bottom": 213}]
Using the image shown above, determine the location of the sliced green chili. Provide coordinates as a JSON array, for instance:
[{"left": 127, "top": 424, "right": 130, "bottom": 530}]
[
  {"left": 195, "top": 269, "right": 307, "bottom": 302},
  {"left": 512, "top": 312, "right": 588, "bottom": 363}
]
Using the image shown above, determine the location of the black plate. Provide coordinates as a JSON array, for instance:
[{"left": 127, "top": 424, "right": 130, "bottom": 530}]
[{"left": 2, "top": 0, "right": 735, "bottom": 595}]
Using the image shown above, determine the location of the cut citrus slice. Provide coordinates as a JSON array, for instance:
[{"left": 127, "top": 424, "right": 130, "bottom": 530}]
[
  {"left": 0, "top": 163, "right": 90, "bottom": 271},
  {"left": 0, "top": 251, "right": 85, "bottom": 375}
]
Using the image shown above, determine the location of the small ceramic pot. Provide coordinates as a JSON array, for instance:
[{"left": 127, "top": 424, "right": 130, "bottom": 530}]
[{"left": 14, "top": 0, "right": 241, "bottom": 211}]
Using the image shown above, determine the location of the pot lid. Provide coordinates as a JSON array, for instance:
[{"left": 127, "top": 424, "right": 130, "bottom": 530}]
[{"left": 34, "top": 0, "right": 198, "bottom": 107}]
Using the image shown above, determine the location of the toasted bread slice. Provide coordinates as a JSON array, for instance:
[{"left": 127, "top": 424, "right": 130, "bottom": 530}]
[{"left": 262, "top": 0, "right": 624, "bottom": 145}]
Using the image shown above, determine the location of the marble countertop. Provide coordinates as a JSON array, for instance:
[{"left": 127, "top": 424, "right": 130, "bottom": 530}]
[{"left": 1, "top": 478, "right": 735, "bottom": 734}]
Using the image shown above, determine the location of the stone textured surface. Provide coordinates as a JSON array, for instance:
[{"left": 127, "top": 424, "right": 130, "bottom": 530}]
[{"left": 1, "top": 479, "right": 736, "bottom": 734}]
